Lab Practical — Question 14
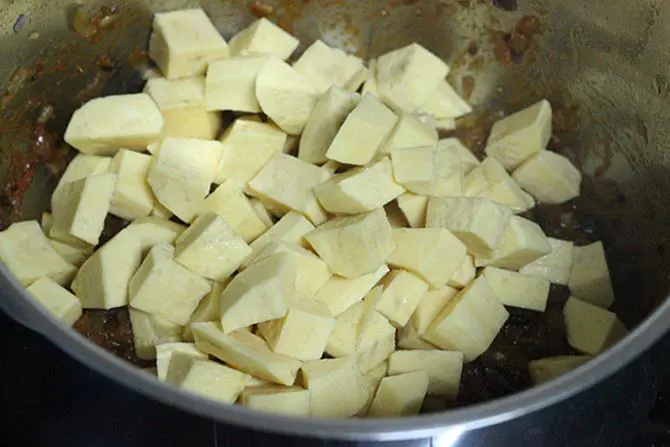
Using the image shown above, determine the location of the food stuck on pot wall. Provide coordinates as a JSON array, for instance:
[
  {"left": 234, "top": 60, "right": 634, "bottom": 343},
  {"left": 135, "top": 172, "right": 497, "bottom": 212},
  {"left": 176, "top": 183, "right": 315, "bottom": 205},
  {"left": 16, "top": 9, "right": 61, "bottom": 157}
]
[{"left": 0, "top": 7, "right": 628, "bottom": 418}]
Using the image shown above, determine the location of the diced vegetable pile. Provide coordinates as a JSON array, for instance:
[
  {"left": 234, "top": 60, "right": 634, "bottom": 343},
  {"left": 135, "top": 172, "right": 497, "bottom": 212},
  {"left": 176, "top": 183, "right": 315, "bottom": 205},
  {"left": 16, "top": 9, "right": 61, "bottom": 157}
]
[{"left": 0, "top": 8, "right": 626, "bottom": 418}]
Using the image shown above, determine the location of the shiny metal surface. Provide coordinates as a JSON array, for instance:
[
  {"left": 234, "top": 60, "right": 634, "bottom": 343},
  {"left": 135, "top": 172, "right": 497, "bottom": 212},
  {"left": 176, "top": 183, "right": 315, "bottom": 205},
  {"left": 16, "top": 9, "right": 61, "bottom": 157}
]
[{"left": 1, "top": 0, "right": 670, "bottom": 441}]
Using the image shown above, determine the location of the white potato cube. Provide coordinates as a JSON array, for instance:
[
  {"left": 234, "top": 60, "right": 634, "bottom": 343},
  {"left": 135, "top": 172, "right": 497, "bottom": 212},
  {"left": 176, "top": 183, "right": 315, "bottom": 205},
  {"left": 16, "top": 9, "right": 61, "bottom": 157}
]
[
  {"left": 380, "top": 113, "right": 438, "bottom": 155},
  {"left": 424, "top": 276, "right": 509, "bottom": 361},
  {"left": 520, "top": 238, "right": 573, "bottom": 285},
  {"left": 51, "top": 154, "right": 111, "bottom": 208},
  {"left": 46, "top": 239, "right": 90, "bottom": 267},
  {"left": 376, "top": 43, "right": 449, "bottom": 113},
  {"left": 419, "top": 80, "right": 472, "bottom": 120},
  {"left": 325, "top": 93, "right": 398, "bottom": 165},
  {"left": 250, "top": 198, "right": 275, "bottom": 228},
  {"left": 438, "top": 138, "right": 480, "bottom": 174},
  {"left": 391, "top": 145, "right": 463, "bottom": 197},
  {"left": 315, "top": 157, "right": 405, "bottom": 214},
  {"left": 248, "top": 153, "right": 327, "bottom": 224},
  {"left": 475, "top": 216, "right": 551, "bottom": 270},
  {"left": 144, "top": 76, "right": 220, "bottom": 140},
  {"left": 129, "top": 243, "right": 211, "bottom": 325},
  {"left": 257, "top": 300, "right": 335, "bottom": 361},
  {"left": 192, "top": 322, "right": 302, "bottom": 386},
  {"left": 147, "top": 138, "right": 223, "bottom": 222},
  {"left": 241, "top": 385, "right": 310, "bottom": 416},
  {"left": 121, "top": 216, "right": 185, "bottom": 255},
  {"left": 376, "top": 270, "right": 429, "bottom": 328},
  {"left": 563, "top": 296, "right": 627, "bottom": 355},
  {"left": 412, "top": 285, "right": 459, "bottom": 334},
  {"left": 26, "top": 277, "right": 82, "bottom": 326},
  {"left": 312, "top": 265, "right": 389, "bottom": 316},
  {"left": 72, "top": 231, "right": 142, "bottom": 309},
  {"left": 0, "top": 221, "right": 76, "bottom": 287},
  {"left": 51, "top": 173, "right": 116, "bottom": 246},
  {"left": 305, "top": 208, "right": 394, "bottom": 279},
  {"left": 228, "top": 18, "right": 299, "bottom": 60},
  {"left": 385, "top": 202, "right": 409, "bottom": 229},
  {"left": 219, "top": 253, "right": 296, "bottom": 333},
  {"left": 388, "top": 228, "right": 467, "bottom": 288},
  {"left": 129, "top": 308, "right": 183, "bottom": 360},
  {"left": 465, "top": 157, "right": 534, "bottom": 213},
  {"left": 299, "top": 86, "right": 360, "bottom": 164},
  {"left": 255, "top": 57, "right": 320, "bottom": 135},
  {"left": 156, "top": 342, "right": 207, "bottom": 381},
  {"left": 482, "top": 267, "right": 551, "bottom": 311},
  {"left": 529, "top": 355, "right": 591, "bottom": 385},
  {"left": 149, "top": 8, "right": 229, "bottom": 80},
  {"left": 486, "top": 100, "right": 552, "bottom": 170},
  {"left": 513, "top": 151, "right": 582, "bottom": 204},
  {"left": 300, "top": 357, "right": 369, "bottom": 418},
  {"left": 166, "top": 352, "right": 247, "bottom": 403},
  {"left": 175, "top": 212, "right": 251, "bottom": 282},
  {"left": 183, "top": 281, "right": 227, "bottom": 341},
  {"left": 396, "top": 193, "right": 428, "bottom": 228},
  {"left": 245, "top": 211, "right": 314, "bottom": 267},
  {"left": 215, "top": 119, "right": 287, "bottom": 185},
  {"left": 356, "top": 310, "right": 397, "bottom": 374},
  {"left": 293, "top": 40, "right": 366, "bottom": 95},
  {"left": 388, "top": 350, "right": 463, "bottom": 399},
  {"left": 568, "top": 241, "right": 615, "bottom": 309},
  {"left": 426, "top": 196, "right": 512, "bottom": 256},
  {"left": 205, "top": 54, "right": 268, "bottom": 112},
  {"left": 397, "top": 322, "right": 440, "bottom": 351},
  {"left": 108, "top": 149, "right": 154, "bottom": 220},
  {"left": 368, "top": 371, "right": 429, "bottom": 417},
  {"left": 325, "top": 301, "right": 365, "bottom": 357}
]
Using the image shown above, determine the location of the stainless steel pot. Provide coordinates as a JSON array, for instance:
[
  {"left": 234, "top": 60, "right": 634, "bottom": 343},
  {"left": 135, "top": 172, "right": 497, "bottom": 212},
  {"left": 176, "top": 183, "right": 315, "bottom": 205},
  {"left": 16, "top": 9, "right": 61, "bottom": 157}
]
[{"left": 1, "top": 0, "right": 670, "bottom": 442}]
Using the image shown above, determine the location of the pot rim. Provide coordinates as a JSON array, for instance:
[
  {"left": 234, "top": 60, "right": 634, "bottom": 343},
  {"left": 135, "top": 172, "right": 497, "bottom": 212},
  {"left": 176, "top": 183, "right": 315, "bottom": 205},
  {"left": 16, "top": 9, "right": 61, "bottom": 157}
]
[{"left": 2, "top": 264, "right": 667, "bottom": 441}]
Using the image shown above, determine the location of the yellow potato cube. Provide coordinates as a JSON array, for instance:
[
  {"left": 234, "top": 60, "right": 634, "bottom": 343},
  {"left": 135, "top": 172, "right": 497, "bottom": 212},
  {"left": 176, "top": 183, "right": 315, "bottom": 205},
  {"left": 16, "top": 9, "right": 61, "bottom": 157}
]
[
  {"left": 205, "top": 54, "right": 269, "bottom": 112},
  {"left": 419, "top": 80, "right": 472, "bottom": 120},
  {"left": 448, "top": 255, "right": 476, "bottom": 288},
  {"left": 520, "top": 238, "right": 574, "bottom": 285},
  {"left": 182, "top": 281, "right": 227, "bottom": 341},
  {"left": 368, "top": 371, "right": 429, "bottom": 417},
  {"left": 563, "top": 296, "right": 627, "bottom": 355},
  {"left": 241, "top": 385, "right": 310, "bottom": 416},
  {"left": 475, "top": 215, "right": 551, "bottom": 269},
  {"left": 129, "top": 308, "right": 183, "bottom": 360},
  {"left": 293, "top": 40, "right": 366, "bottom": 94},
  {"left": 245, "top": 211, "right": 314, "bottom": 267},
  {"left": 26, "top": 277, "right": 82, "bottom": 326},
  {"left": 380, "top": 113, "right": 438, "bottom": 155},
  {"left": 376, "top": 270, "right": 429, "bottom": 328},
  {"left": 155, "top": 342, "right": 207, "bottom": 381},
  {"left": 388, "top": 350, "right": 463, "bottom": 399},
  {"left": 166, "top": 352, "right": 247, "bottom": 403},
  {"left": 312, "top": 265, "right": 389, "bottom": 316},
  {"left": 482, "top": 267, "right": 551, "bottom": 312},
  {"left": 512, "top": 150, "right": 582, "bottom": 205},
  {"left": 568, "top": 241, "right": 615, "bottom": 309},
  {"left": 411, "top": 285, "right": 459, "bottom": 334},
  {"left": 390, "top": 144, "right": 463, "bottom": 196},
  {"left": 121, "top": 216, "right": 186, "bottom": 255},
  {"left": 396, "top": 193, "right": 428, "bottom": 228},
  {"left": 109, "top": 149, "right": 154, "bottom": 220},
  {"left": 228, "top": 18, "right": 299, "bottom": 60},
  {"left": 529, "top": 355, "right": 591, "bottom": 385}
]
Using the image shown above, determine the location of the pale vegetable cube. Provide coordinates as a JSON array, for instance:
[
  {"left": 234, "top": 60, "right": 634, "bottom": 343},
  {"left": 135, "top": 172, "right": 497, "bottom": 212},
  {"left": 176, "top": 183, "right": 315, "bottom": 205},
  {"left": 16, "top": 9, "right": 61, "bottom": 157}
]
[
  {"left": 424, "top": 276, "right": 509, "bottom": 361},
  {"left": 563, "top": 296, "right": 626, "bottom": 355},
  {"left": 475, "top": 216, "right": 551, "bottom": 269},
  {"left": 299, "top": 86, "right": 360, "bottom": 165},
  {"left": 257, "top": 300, "right": 335, "bottom": 361},
  {"left": 152, "top": 200, "right": 173, "bottom": 219},
  {"left": 315, "top": 157, "right": 405, "bottom": 214},
  {"left": 129, "top": 308, "right": 183, "bottom": 360},
  {"left": 108, "top": 149, "right": 153, "bottom": 220},
  {"left": 241, "top": 385, "right": 310, "bottom": 416},
  {"left": 356, "top": 310, "right": 397, "bottom": 374},
  {"left": 253, "top": 242, "right": 331, "bottom": 301},
  {"left": 325, "top": 93, "right": 398, "bottom": 165},
  {"left": 305, "top": 208, "right": 394, "bottom": 278},
  {"left": 215, "top": 119, "right": 287, "bottom": 185},
  {"left": 380, "top": 113, "right": 438, "bottom": 155},
  {"left": 345, "top": 58, "right": 368, "bottom": 92},
  {"left": 419, "top": 80, "right": 472, "bottom": 120},
  {"left": 465, "top": 157, "right": 534, "bottom": 213},
  {"left": 245, "top": 211, "right": 314, "bottom": 267},
  {"left": 300, "top": 357, "right": 369, "bottom": 418},
  {"left": 486, "top": 100, "right": 552, "bottom": 170},
  {"left": 248, "top": 153, "right": 327, "bottom": 224},
  {"left": 51, "top": 154, "right": 111, "bottom": 207},
  {"left": 411, "top": 285, "right": 459, "bottom": 334},
  {"left": 368, "top": 371, "right": 429, "bottom": 417},
  {"left": 26, "top": 277, "right": 82, "bottom": 326},
  {"left": 362, "top": 59, "right": 378, "bottom": 96},
  {"left": 364, "top": 360, "right": 389, "bottom": 396},
  {"left": 172, "top": 212, "right": 250, "bottom": 282},
  {"left": 250, "top": 198, "right": 275, "bottom": 228},
  {"left": 388, "top": 350, "right": 463, "bottom": 399},
  {"left": 529, "top": 355, "right": 591, "bottom": 385},
  {"left": 205, "top": 54, "right": 268, "bottom": 112},
  {"left": 0, "top": 221, "right": 76, "bottom": 287},
  {"left": 512, "top": 151, "right": 582, "bottom": 205},
  {"left": 376, "top": 270, "right": 429, "bottom": 328},
  {"left": 71, "top": 232, "right": 142, "bottom": 309},
  {"left": 51, "top": 173, "right": 117, "bottom": 246},
  {"left": 568, "top": 241, "right": 615, "bottom": 309},
  {"left": 156, "top": 342, "right": 207, "bottom": 381},
  {"left": 143, "top": 75, "right": 207, "bottom": 110},
  {"left": 325, "top": 302, "right": 365, "bottom": 357},
  {"left": 293, "top": 40, "right": 366, "bottom": 95},
  {"left": 255, "top": 57, "right": 320, "bottom": 135},
  {"left": 183, "top": 281, "right": 227, "bottom": 341},
  {"left": 199, "top": 181, "right": 267, "bottom": 243},
  {"left": 397, "top": 322, "right": 440, "bottom": 351},
  {"left": 312, "top": 265, "right": 389, "bottom": 316},
  {"left": 147, "top": 138, "right": 223, "bottom": 222},
  {"left": 149, "top": 8, "right": 229, "bottom": 80},
  {"left": 520, "top": 238, "right": 573, "bottom": 285},
  {"left": 46, "top": 239, "right": 90, "bottom": 267},
  {"left": 385, "top": 202, "right": 409, "bottom": 229},
  {"left": 64, "top": 94, "right": 163, "bottom": 155},
  {"left": 396, "top": 193, "right": 428, "bottom": 228},
  {"left": 243, "top": 374, "right": 271, "bottom": 389},
  {"left": 166, "top": 352, "right": 247, "bottom": 403},
  {"left": 438, "top": 138, "right": 479, "bottom": 174},
  {"left": 129, "top": 243, "right": 211, "bottom": 325},
  {"left": 388, "top": 228, "right": 467, "bottom": 288},
  {"left": 121, "top": 216, "right": 186, "bottom": 254},
  {"left": 426, "top": 197, "right": 512, "bottom": 256},
  {"left": 219, "top": 253, "right": 296, "bottom": 333},
  {"left": 192, "top": 322, "right": 302, "bottom": 386},
  {"left": 449, "top": 255, "right": 476, "bottom": 288},
  {"left": 228, "top": 18, "right": 299, "bottom": 60},
  {"left": 390, "top": 145, "right": 463, "bottom": 196},
  {"left": 376, "top": 43, "right": 449, "bottom": 113},
  {"left": 482, "top": 267, "right": 550, "bottom": 311}
]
